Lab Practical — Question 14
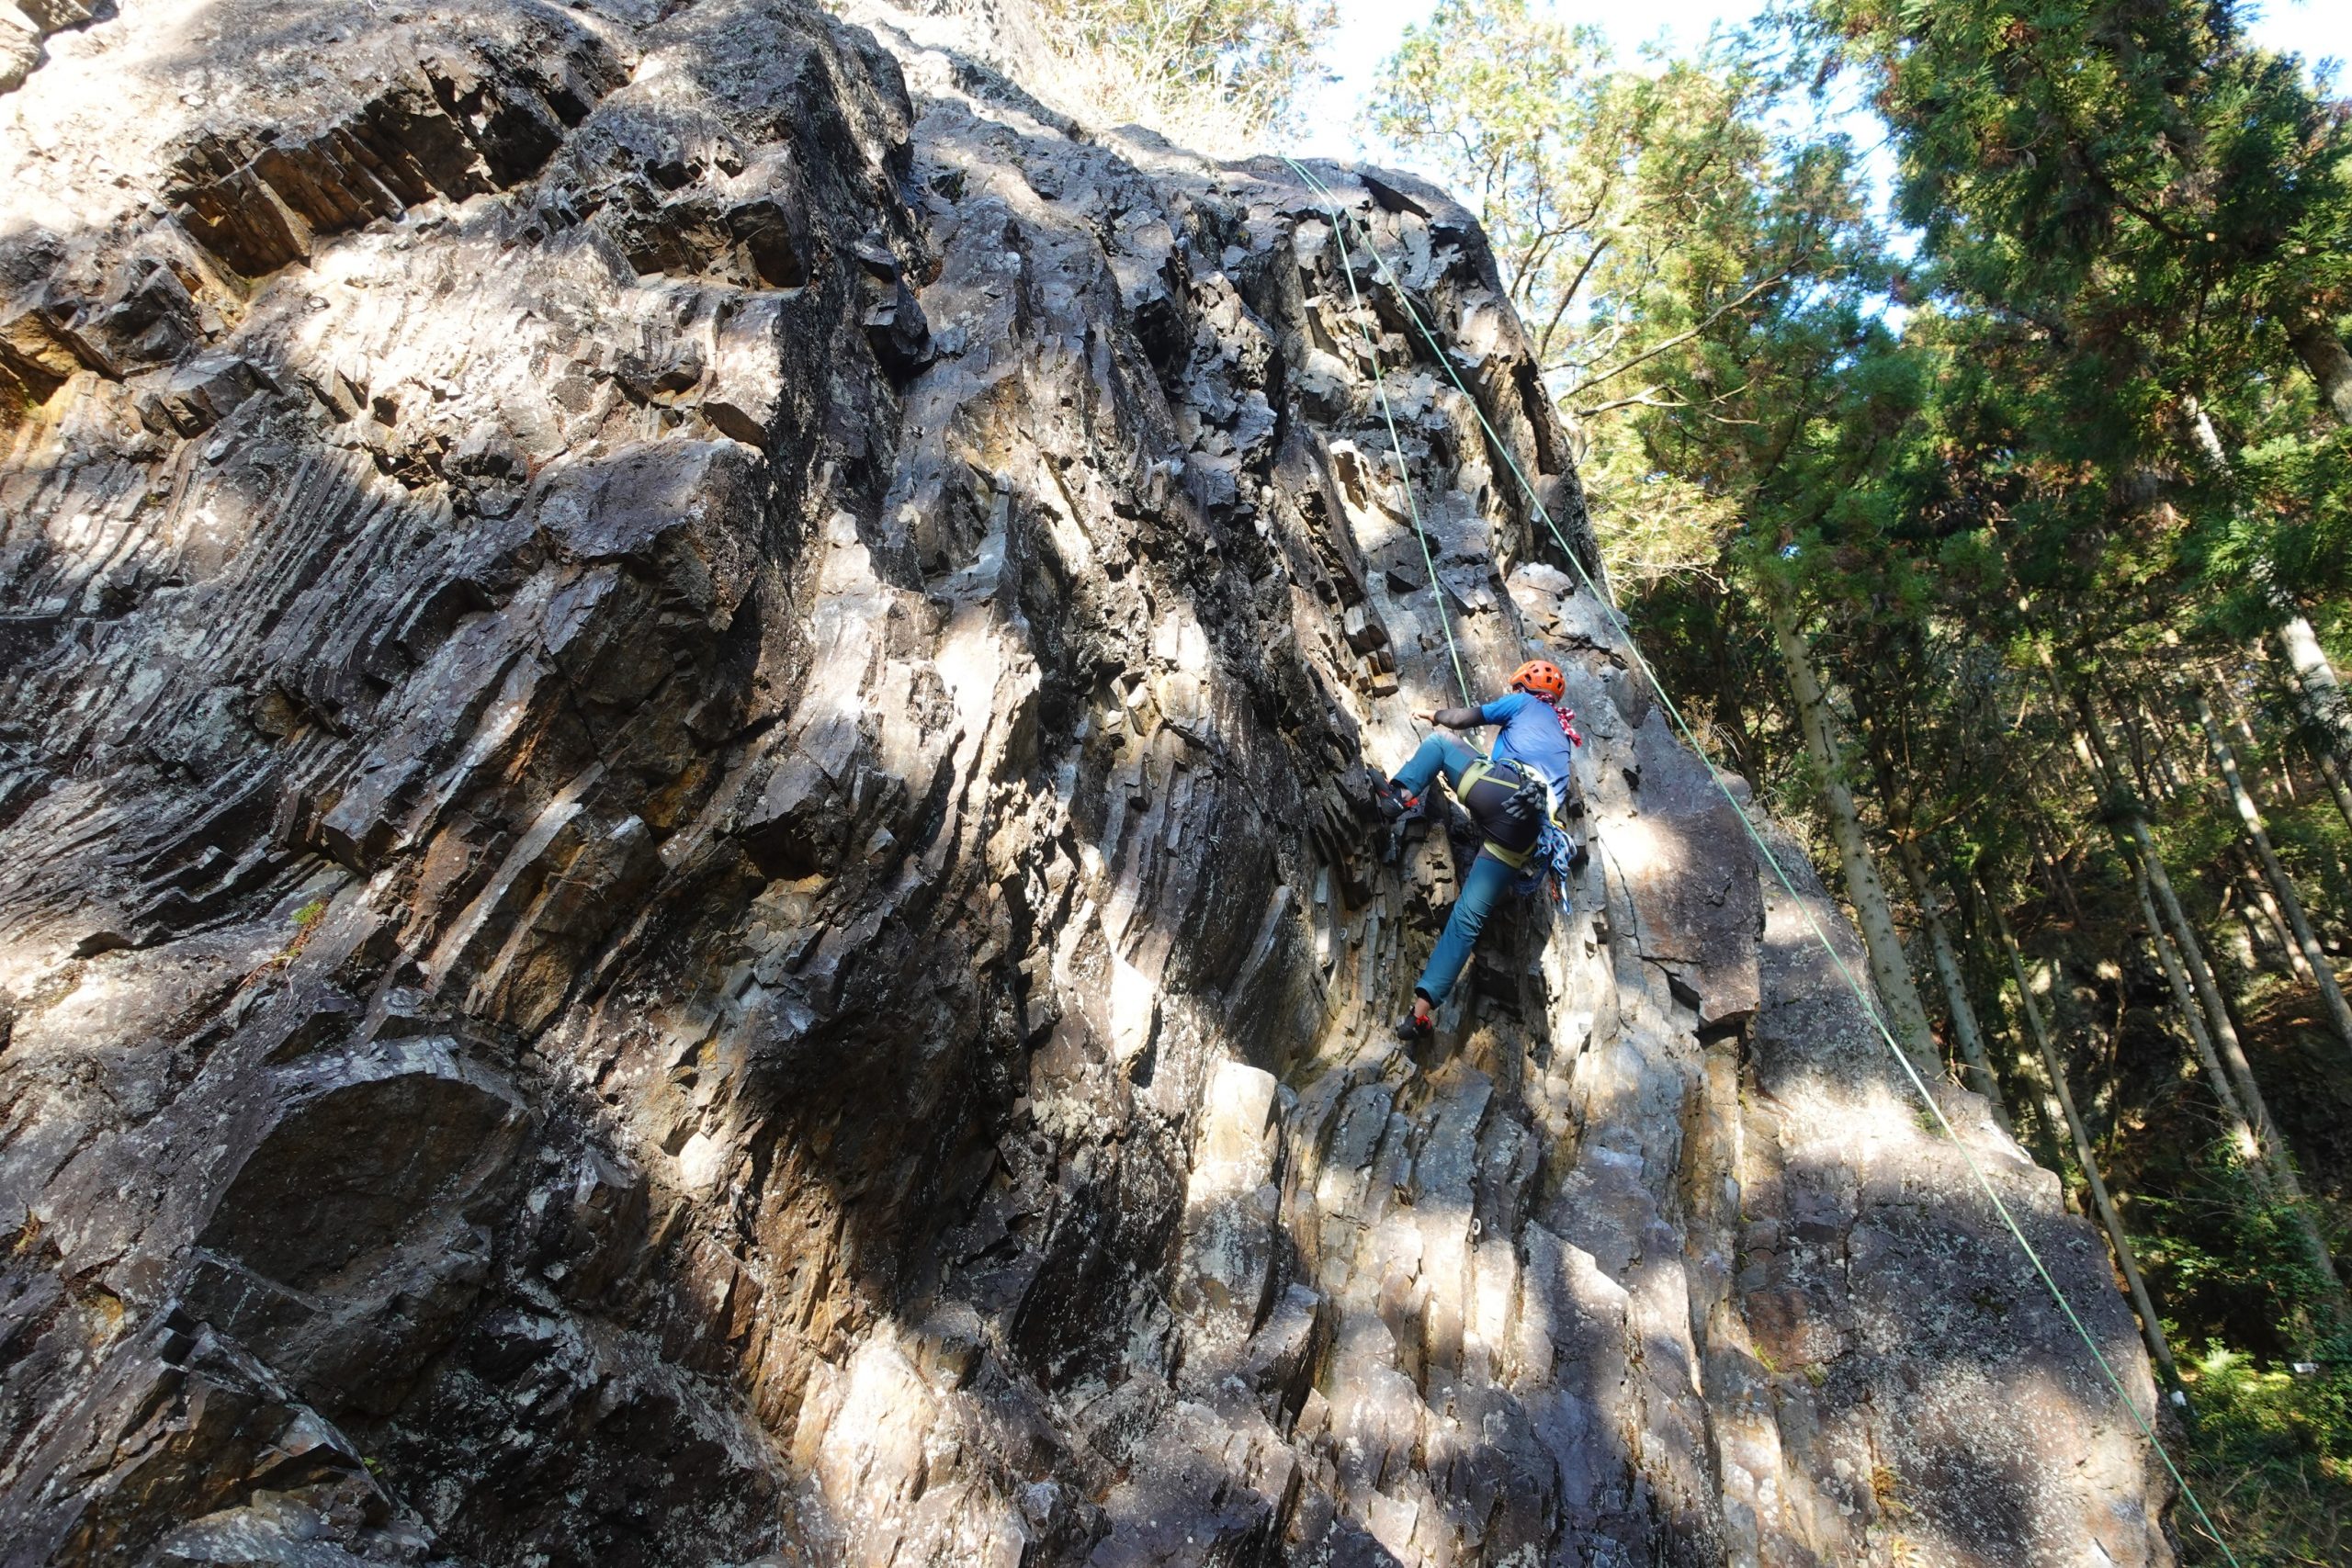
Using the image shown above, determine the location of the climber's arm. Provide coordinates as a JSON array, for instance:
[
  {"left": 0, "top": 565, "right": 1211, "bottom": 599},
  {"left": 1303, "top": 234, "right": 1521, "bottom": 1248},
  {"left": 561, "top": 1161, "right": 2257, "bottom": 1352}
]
[{"left": 1410, "top": 705, "right": 1489, "bottom": 728}]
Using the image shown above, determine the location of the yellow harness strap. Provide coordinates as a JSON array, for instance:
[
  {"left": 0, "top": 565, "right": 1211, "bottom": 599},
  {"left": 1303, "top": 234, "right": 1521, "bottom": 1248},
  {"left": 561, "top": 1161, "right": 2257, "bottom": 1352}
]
[{"left": 1459, "top": 759, "right": 1555, "bottom": 871}]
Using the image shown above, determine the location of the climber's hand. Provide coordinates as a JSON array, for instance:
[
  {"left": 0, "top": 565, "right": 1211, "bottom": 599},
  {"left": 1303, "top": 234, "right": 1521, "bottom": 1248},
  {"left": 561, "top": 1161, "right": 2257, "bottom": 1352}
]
[{"left": 1412, "top": 710, "right": 1436, "bottom": 725}]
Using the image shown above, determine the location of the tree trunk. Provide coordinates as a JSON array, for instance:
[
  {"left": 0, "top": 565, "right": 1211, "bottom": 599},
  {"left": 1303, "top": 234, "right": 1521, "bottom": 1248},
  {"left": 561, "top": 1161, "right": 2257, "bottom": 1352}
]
[
  {"left": 2288, "top": 313, "right": 2352, "bottom": 427},
  {"left": 2214, "top": 847, "right": 2292, "bottom": 977},
  {"left": 2279, "top": 615, "right": 2352, "bottom": 780},
  {"left": 1964, "top": 883, "right": 2072, "bottom": 1173},
  {"left": 2022, "top": 787, "right": 2086, "bottom": 925},
  {"left": 2141, "top": 698, "right": 2197, "bottom": 808},
  {"left": 2131, "top": 861, "right": 2270, "bottom": 1196},
  {"left": 2188, "top": 395, "right": 2233, "bottom": 468},
  {"left": 1980, "top": 896, "right": 2080, "bottom": 1173},
  {"left": 1766, "top": 591, "right": 1942, "bottom": 1077},
  {"left": 2186, "top": 400, "right": 2352, "bottom": 795},
  {"left": 2318, "top": 750, "right": 2352, "bottom": 840},
  {"left": 1989, "top": 902, "right": 2183, "bottom": 1395},
  {"left": 2226, "top": 860, "right": 2292, "bottom": 978},
  {"left": 2219, "top": 679, "right": 2297, "bottom": 804},
  {"left": 2188, "top": 396, "right": 2352, "bottom": 787},
  {"left": 2136, "top": 831, "right": 2347, "bottom": 1324},
  {"left": 2121, "top": 702, "right": 2160, "bottom": 804},
  {"left": 2239, "top": 854, "right": 2301, "bottom": 979},
  {"left": 1894, "top": 838, "right": 2014, "bottom": 1132},
  {"left": 2194, "top": 685, "right": 2352, "bottom": 1058},
  {"left": 2074, "top": 693, "right": 2349, "bottom": 1323}
]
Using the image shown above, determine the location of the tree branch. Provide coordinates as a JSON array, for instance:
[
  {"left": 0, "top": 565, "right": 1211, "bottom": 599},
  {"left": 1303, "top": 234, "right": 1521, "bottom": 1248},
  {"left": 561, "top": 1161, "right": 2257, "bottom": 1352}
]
[{"left": 1566, "top": 262, "right": 1803, "bottom": 397}]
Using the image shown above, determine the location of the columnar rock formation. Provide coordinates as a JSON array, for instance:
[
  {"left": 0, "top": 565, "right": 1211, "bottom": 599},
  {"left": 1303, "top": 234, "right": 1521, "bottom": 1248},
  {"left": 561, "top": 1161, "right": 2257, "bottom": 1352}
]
[{"left": 0, "top": 2, "right": 2176, "bottom": 1563}]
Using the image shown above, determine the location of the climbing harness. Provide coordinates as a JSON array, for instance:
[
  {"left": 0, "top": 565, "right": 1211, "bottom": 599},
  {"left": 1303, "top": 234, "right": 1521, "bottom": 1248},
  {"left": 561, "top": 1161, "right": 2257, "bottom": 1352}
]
[
  {"left": 1279, "top": 152, "right": 2242, "bottom": 1568},
  {"left": 1465, "top": 755, "right": 1551, "bottom": 840},
  {"left": 1457, "top": 756, "right": 1548, "bottom": 859},
  {"left": 1454, "top": 754, "right": 1578, "bottom": 911}
]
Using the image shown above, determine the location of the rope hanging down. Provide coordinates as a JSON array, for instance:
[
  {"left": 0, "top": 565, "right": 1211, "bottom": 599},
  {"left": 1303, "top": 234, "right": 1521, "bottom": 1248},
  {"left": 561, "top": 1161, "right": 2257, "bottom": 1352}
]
[
  {"left": 1320, "top": 209, "right": 1473, "bottom": 704},
  {"left": 1279, "top": 153, "right": 2240, "bottom": 1568}
]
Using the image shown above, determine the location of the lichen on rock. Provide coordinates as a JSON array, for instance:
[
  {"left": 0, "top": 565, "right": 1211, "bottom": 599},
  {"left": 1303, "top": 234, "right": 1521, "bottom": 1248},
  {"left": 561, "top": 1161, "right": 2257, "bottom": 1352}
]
[{"left": 0, "top": 2, "right": 2176, "bottom": 1563}]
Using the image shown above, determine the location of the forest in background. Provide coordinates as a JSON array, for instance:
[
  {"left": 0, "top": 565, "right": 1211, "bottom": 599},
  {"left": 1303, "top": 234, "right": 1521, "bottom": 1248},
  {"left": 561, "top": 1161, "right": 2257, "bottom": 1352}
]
[{"left": 983, "top": 0, "right": 2352, "bottom": 1557}]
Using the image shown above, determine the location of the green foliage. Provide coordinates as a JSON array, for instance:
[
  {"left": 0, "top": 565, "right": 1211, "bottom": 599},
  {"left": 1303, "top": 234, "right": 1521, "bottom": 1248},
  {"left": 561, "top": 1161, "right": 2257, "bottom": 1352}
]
[
  {"left": 1367, "top": 0, "right": 1888, "bottom": 602},
  {"left": 269, "top": 897, "right": 331, "bottom": 966},
  {"left": 2197, "top": 427, "right": 2352, "bottom": 637},
  {"left": 1037, "top": 0, "right": 1336, "bottom": 136},
  {"left": 1810, "top": 1, "right": 2352, "bottom": 379},
  {"left": 2141, "top": 1140, "right": 2342, "bottom": 1353},
  {"left": 2178, "top": 1348, "right": 2352, "bottom": 1567},
  {"left": 1804, "top": 0, "right": 2352, "bottom": 626}
]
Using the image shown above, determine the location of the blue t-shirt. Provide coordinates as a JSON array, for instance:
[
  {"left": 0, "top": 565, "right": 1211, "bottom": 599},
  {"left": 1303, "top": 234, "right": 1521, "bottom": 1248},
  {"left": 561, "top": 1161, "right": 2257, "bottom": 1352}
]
[{"left": 1481, "top": 692, "right": 1578, "bottom": 795}]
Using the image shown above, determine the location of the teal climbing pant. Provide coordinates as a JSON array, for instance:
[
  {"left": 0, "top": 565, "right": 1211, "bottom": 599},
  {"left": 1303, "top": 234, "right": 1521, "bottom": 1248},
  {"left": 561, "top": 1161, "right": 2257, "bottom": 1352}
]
[{"left": 1393, "top": 733, "right": 1526, "bottom": 1007}]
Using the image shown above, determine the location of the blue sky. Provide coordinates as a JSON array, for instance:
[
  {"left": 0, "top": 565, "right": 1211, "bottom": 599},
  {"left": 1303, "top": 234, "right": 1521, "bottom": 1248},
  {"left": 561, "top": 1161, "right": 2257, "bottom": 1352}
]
[{"left": 1283, "top": 0, "right": 2352, "bottom": 167}]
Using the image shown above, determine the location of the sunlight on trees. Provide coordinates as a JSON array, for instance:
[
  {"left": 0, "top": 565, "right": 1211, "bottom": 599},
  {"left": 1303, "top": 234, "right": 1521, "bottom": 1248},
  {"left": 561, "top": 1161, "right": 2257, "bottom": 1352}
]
[{"left": 1366, "top": 0, "right": 1885, "bottom": 593}]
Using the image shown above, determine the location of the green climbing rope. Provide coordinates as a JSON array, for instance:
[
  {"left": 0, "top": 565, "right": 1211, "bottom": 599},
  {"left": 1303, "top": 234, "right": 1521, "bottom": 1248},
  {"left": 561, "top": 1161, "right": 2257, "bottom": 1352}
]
[
  {"left": 1318, "top": 205, "right": 1473, "bottom": 705},
  {"left": 1279, "top": 152, "right": 2241, "bottom": 1568}
]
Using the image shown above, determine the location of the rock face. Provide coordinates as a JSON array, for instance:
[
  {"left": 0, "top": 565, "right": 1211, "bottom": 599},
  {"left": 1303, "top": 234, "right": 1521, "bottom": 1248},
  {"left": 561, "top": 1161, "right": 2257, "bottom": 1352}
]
[{"left": 0, "top": 3, "right": 2176, "bottom": 1563}]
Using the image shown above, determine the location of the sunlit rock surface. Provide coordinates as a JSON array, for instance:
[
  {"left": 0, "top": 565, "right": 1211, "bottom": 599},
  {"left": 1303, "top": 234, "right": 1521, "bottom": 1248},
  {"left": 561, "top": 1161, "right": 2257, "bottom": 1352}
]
[{"left": 0, "top": 2, "right": 2174, "bottom": 1562}]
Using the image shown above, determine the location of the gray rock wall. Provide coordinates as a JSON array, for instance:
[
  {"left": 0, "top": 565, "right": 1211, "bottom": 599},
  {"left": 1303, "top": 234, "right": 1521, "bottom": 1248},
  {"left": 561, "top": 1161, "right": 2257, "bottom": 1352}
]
[{"left": 0, "top": 2, "right": 2174, "bottom": 1563}]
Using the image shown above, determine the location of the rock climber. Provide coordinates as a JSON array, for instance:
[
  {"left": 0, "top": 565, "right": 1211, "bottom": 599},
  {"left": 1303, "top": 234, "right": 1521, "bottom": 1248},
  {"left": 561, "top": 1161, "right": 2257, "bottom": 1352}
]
[{"left": 1376, "top": 659, "right": 1583, "bottom": 1041}]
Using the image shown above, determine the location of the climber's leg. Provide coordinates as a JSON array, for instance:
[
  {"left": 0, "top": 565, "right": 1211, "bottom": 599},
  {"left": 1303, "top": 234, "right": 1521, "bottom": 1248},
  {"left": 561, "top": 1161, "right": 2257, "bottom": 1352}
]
[
  {"left": 1389, "top": 734, "right": 1477, "bottom": 802},
  {"left": 1412, "top": 848, "right": 1518, "bottom": 1010}
]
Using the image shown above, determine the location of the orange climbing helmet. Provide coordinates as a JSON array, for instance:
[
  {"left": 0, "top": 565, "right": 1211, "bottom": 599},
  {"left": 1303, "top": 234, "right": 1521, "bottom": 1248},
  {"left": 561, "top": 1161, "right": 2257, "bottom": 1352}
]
[{"left": 1508, "top": 659, "right": 1566, "bottom": 701}]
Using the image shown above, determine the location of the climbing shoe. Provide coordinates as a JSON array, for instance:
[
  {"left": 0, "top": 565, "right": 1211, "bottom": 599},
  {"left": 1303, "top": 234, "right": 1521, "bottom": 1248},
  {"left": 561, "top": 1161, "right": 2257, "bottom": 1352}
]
[
  {"left": 1393, "top": 1000, "right": 1434, "bottom": 1042},
  {"left": 1373, "top": 780, "right": 1420, "bottom": 823}
]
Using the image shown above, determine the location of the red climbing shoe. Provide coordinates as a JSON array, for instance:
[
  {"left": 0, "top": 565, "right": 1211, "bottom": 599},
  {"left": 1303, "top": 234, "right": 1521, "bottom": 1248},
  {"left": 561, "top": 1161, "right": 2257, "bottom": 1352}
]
[
  {"left": 1393, "top": 997, "right": 1434, "bottom": 1041},
  {"left": 1374, "top": 780, "right": 1420, "bottom": 823}
]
